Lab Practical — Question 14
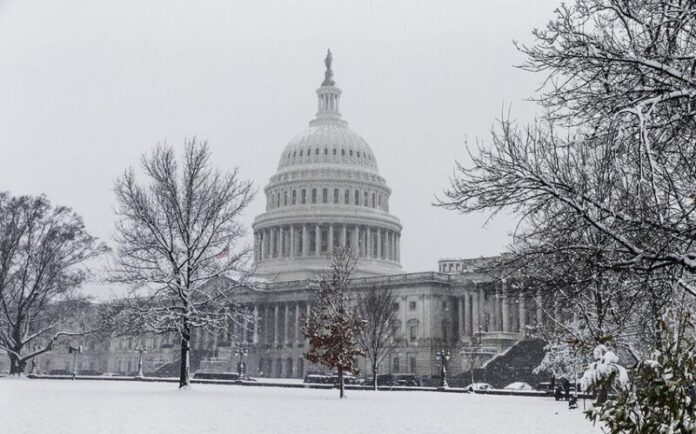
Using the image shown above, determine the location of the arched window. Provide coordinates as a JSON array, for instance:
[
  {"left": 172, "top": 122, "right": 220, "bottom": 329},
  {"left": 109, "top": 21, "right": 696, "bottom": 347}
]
[
  {"left": 276, "top": 193, "right": 280, "bottom": 208},
  {"left": 299, "top": 150, "right": 303, "bottom": 157},
  {"left": 324, "top": 148, "right": 328, "bottom": 155},
  {"left": 311, "top": 188, "right": 317, "bottom": 204},
  {"left": 371, "top": 192, "right": 375, "bottom": 208},
  {"left": 363, "top": 191, "right": 368, "bottom": 207},
  {"left": 342, "top": 148, "right": 346, "bottom": 156},
  {"left": 315, "top": 148, "right": 319, "bottom": 155},
  {"left": 333, "top": 148, "right": 337, "bottom": 155},
  {"left": 292, "top": 190, "right": 297, "bottom": 205},
  {"left": 333, "top": 188, "right": 339, "bottom": 203},
  {"left": 349, "top": 149, "right": 353, "bottom": 156},
  {"left": 322, "top": 188, "right": 328, "bottom": 204},
  {"left": 344, "top": 189, "right": 350, "bottom": 204},
  {"left": 378, "top": 194, "right": 382, "bottom": 207},
  {"left": 293, "top": 151, "right": 296, "bottom": 158},
  {"left": 357, "top": 151, "right": 361, "bottom": 158},
  {"left": 283, "top": 191, "right": 288, "bottom": 206},
  {"left": 301, "top": 189, "right": 306, "bottom": 204},
  {"left": 354, "top": 190, "right": 359, "bottom": 205}
]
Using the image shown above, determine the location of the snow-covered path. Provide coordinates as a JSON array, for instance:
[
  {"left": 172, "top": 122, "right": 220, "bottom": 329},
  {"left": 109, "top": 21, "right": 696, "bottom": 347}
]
[{"left": 1, "top": 379, "right": 601, "bottom": 434}]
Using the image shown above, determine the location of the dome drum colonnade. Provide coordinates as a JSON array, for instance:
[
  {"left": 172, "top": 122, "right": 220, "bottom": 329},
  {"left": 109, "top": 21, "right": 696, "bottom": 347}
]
[{"left": 253, "top": 50, "right": 403, "bottom": 281}]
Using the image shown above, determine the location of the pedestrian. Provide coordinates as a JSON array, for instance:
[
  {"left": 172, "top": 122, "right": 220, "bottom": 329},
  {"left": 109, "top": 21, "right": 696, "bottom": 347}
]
[{"left": 554, "top": 385, "right": 563, "bottom": 401}]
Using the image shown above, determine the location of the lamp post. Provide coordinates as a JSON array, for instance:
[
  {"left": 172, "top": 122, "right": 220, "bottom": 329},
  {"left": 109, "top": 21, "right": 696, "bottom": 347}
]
[
  {"left": 135, "top": 345, "right": 147, "bottom": 378},
  {"left": 435, "top": 348, "right": 450, "bottom": 389},
  {"left": 68, "top": 345, "right": 82, "bottom": 380},
  {"left": 234, "top": 343, "right": 249, "bottom": 377}
]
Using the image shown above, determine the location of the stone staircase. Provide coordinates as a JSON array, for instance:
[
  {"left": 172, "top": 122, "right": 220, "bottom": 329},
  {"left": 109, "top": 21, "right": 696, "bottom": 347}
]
[{"left": 450, "top": 338, "right": 548, "bottom": 388}]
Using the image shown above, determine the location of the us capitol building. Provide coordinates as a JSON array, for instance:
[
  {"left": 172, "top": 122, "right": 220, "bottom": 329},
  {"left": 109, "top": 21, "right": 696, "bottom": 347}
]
[{"left": 33, "top": 53, "right": 544, "bottom": 380}]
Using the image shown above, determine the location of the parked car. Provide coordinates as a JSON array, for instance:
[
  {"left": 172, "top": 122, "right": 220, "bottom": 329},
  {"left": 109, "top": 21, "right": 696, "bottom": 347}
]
[
  {"left": 100, "top": 372, "right": 119, "bottom": 377},
  {"left": 374, "top": 373, "right": 420, "bottom": 387},
  {"left": 192, "top": 372, "right": 241, "bottom": 381},
  {"left": 465, "top": 382, "right": 493, "bottom": 391},
  {"left": 504, "top": 382, "right": 535, "bottom": 391},
  {"left": 303, "top": 373, "right": 359, "bottom": 385},
  {"left": 304, "top": 374, "right": 332, "bottom": 384}
]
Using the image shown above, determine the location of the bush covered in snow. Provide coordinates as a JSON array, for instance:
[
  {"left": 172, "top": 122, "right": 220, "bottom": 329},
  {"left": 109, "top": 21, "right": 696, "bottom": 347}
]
[{"left": 585, "top": 319, "right": 696, "bottom": 433}]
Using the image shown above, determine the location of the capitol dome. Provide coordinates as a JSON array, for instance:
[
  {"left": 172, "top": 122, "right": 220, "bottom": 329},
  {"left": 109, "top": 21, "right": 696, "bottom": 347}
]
[{"left": 253, "top": 51, "right": 403, "bottom": 281}]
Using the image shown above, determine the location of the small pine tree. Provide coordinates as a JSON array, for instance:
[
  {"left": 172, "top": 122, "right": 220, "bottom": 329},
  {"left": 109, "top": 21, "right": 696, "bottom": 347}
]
[{"left": 303, "top": 247, "right": 365, "bottom": 398}]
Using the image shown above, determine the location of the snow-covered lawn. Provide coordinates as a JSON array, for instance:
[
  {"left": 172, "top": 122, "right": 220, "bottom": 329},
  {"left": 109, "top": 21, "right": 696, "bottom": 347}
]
[{"left": 1, "top": 379, "right": 602, "bottom": 434}]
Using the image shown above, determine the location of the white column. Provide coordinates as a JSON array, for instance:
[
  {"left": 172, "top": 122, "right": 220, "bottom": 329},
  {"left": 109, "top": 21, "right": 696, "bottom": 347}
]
[
  {"left": 302, "top": 225, "right": 309, "bottom": 257},
  {"left": 253, "top": 305, "right": 259, "bottom": 344},
  {"left": 294, "top": 302, "right": 301, "bottom": 346},
  {"left": 273, "top": 304, "right": 279, "bottom": 346},
  {"left": 502, "top": 294, "right": 509, "bottom": 333},
  {"left": 366, "top": 227, "right": 372, "bottom": 257},
  {"left": 396, "top": 234, "right": 400, "bottom": 262},
  {"left": 463, "top": 290, "right": 470, "bottom": 337},
  {"left": 328, "top": 224, "right": 334, "bottom": 252},
  {"left": 270, "top": 228, "right": 277, "bottom": 258},
  {"left": 259, "top": 230, "right": 266, "bottom": 261},
  {"left": 284, "top": 303, "right": 290, "bottom": 347},
  {"left": 458, "top": 296, "right": 464, "bottom": 339},
  {"left": 314, "top": 224, "right": 320, "bottom": 256},
  {"left": 471, "top": 291, "right": 479, "bottom": 333},
  {"left": 352, "top": 226, "right": 359, "bottom": 255},
  {"left": 341, "top": 225, "right": 347, "bottom": 247},
  {"left": 377, "top": 229, "right": 382, "bottom": 259}
]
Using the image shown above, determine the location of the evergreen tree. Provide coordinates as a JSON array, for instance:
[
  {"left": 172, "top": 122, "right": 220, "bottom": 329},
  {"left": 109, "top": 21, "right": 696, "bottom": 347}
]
[{"left": 303, "top": 247, "right": 365, "bottom": 398}]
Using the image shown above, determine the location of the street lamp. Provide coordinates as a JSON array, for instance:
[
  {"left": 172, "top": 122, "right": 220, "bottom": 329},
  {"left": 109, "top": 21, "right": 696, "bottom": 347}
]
[
  {"left": 68, "top": 345, "right": 82, "bottom": 380},
  {"left": 435, "top": 348, "right": 450, "bottom": 389},
  {"left": 135, "top": 345, "right": 147, "bottom": 378},
  {"left": 234, "top": 343, "right": 249, "bottom": 377}
]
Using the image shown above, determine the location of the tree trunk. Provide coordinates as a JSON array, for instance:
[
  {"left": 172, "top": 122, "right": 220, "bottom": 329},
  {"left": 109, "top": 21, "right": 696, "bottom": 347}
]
[
  {"left": 338, "top": 367, "right": 345, "bottom": 398},
  {"left": 372, "top": 361, "right": 378, "bottom": 391},
  {"left": 179, "top": 320, "right": 191, "bottom": 388},
  {"left": 9, "top": 352, "right": 27, "bottom": 376}
]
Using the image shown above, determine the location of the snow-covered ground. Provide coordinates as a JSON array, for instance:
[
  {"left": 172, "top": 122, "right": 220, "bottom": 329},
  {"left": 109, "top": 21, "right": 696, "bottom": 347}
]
[{"left": 1, "top": 379, "right": 602, "bottom": 434}]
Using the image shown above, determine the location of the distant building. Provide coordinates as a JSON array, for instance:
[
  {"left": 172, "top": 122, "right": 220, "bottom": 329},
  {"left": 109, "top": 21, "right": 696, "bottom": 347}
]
[{"left": 35, "top": 54, "right": 545, "bottom": 380}]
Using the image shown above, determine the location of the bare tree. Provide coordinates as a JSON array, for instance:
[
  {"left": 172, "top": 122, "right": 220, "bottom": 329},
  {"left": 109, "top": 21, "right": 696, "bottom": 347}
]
[
  {"left": 0, "top": 192, "right": 107, "bottom": 375},
  {"left": 303, "top": 246, "right": 365, "bottom": 398},
  {"left": 438, "top": 0, "right": 696, "bottom": 358},
  {"left": 109, "top": 139, "right": 255, "bottom": 388},
  {"left": 356, "top": 288, "right": 398, "bottom": 391}
]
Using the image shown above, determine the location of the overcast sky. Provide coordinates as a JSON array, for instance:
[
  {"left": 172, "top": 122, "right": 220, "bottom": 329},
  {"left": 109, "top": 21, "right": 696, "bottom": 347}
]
[{"left": 0, "top": 0, "right": 560, "bottom": 299}]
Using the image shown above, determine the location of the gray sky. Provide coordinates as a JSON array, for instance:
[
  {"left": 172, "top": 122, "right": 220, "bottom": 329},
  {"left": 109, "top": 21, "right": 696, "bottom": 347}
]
[{"left": 0, "top": 0, "right": 559, "bottom": 299}]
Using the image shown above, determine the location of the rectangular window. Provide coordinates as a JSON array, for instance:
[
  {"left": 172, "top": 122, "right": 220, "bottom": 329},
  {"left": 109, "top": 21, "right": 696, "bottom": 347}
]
[
  {"left": 355, "top": 190, "right": 359, "bottom": 205},
  {"left": 393, "top": 356, "right": 400, "bottom": 372},
  {"left": 410, "top": 357, "right": 417, "bottom": 373},
  {"left": 409, "top": 325, "right": 417, "bottom": 340},
  {"left": 312, "top": 189, "right": 317, "bottom": 204},
  {"left": 344, "top": 189, "right": 350, "bottom": 204},
  {"left": 292, "top": 190, "right": 297, "bottom": 205},
  {"left": 364, "top": 191, "right": 368, "bottom": 206},
  {"left": 409, "top": 301, "right": 416, "bottom": 311},
  {"left": 322, "top": 188, "right": 328, "bottom": 204},
  {"left": 301, "top": 189, "right": 306, "bottom": 204},
  {"left": 334, "top": 188, "right": 339, "bottom": 203}
]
